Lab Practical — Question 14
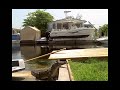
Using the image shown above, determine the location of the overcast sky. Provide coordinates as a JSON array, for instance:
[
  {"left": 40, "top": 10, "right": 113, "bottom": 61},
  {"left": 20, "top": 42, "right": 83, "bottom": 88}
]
[{"left": 12, "top": 9, "right": 108, "bottom": 29}]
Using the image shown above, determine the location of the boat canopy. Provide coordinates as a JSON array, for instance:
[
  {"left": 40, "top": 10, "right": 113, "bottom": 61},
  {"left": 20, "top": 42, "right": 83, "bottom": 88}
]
[{"left": 53, "top": 18, "right": 87, "bottom": 24}]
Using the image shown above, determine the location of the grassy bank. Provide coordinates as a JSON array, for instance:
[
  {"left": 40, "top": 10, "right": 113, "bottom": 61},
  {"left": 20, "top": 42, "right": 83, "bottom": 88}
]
[{"left": 69, "top": 57, "right": 108, "bottom": 81}]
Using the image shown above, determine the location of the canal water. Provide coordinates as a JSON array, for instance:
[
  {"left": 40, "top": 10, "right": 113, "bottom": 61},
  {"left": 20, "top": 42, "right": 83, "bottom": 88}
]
[{"left": 12, "top": 43, "right": 107, "bottom": 71}]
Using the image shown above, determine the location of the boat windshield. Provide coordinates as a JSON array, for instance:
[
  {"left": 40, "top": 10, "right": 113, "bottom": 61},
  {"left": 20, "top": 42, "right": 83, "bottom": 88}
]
[{"left": 52, "top": 22, "right": 83, "bottom": 30}]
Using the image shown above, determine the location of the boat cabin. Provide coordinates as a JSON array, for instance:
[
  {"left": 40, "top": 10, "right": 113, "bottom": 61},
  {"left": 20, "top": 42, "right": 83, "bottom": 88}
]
[{"left": 47, "top": 16, "right": 93, "bottom": 31}]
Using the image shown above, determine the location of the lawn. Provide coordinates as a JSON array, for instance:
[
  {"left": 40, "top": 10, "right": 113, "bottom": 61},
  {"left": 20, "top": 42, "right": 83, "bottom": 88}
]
[{"left": 68, "top": 57, "right": 108, "bottom": 81}]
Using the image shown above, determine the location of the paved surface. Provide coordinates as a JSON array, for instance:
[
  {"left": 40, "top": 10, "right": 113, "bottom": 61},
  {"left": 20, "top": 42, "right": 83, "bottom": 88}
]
[
  {"left": 12, "top": 64, "right": 70, "bottom": 81},
  {"left": 57, "top": 64, "right": 70, "bottom": 81},
  {"left": 12, "top": 70, "right": 36, "bottom": 81}
]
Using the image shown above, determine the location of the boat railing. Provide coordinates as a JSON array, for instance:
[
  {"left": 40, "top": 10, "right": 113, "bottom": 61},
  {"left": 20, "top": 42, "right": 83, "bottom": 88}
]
[
  {"left": 52, "top": 29, "right": 68, "bottom": 31},
  {"left": 52, "top": 27, "right": 95, "bottom": 31}
]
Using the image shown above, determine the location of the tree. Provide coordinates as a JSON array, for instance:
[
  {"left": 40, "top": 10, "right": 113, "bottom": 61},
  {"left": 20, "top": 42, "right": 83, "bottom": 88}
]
[
  {"left": 23, "top": 10, "right": 54, "bottom": 37},
  {"left": 99, "top": 24, "right": 108, "bottom": 37}
]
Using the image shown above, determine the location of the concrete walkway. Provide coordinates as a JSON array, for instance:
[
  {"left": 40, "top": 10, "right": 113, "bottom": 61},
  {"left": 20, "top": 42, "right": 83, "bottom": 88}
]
[
  {"left": 57, "top": 64, "right": 70, "bottom": 81},
  {"left": 12, "top": 70, "right": 36, "bottom": 81}
]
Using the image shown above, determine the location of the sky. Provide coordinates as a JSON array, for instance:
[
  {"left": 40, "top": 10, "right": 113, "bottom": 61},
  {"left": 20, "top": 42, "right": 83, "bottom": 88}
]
[{"left": 12, "top": 9, "right": 108, "bottom": 29}]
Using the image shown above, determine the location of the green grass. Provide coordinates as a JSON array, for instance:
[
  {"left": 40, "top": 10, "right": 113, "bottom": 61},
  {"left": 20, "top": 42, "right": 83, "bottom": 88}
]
[{"left": 69, "top": 57, "right": 108, "bottom": 81}]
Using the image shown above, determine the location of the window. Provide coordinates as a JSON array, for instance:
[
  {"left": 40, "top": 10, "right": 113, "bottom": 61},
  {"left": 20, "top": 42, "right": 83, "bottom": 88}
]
[
  {"left": 53, "top": 23, "right": 55, "bottom": 29},
  {"left": 63, "top": 23, "right": 69, "bottom": 29},
  {"left": 12, "top": 61, "right": 19, "bottom": 67},
  {"left": 75, "top": 23, "right": 80, "bottom": 28},
  {"left": 57, "top": 23, "right": 62, "bottom": 29}
]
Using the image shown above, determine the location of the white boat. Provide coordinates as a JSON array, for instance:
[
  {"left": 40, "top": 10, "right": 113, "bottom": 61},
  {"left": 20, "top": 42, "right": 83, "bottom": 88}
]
[
  {"left": 12, "top": 59, "right": 25, "bottom": 72},
  {"left": 12, "top": 40, "right": 20, "bottom": 43},
  {"left": 47, "top": 11, "right": 96, "bottom": 41},
  {"left": 96, "top": 36, "right": 108, "bottom": 44},
  {"left": 12, "top": 33, "right": 20, "bottom": 43}
]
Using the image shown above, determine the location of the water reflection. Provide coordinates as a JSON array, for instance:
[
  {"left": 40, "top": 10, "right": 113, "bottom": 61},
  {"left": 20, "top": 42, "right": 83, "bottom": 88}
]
[
  {"left": 25, "top": 59, "right": 56, "bottom": 70},
  {"left": 12, "top": 43, "right": 21, "bottom": 59},
  {"left": 21, "top": 45, "right": 41, "bottom": 60},
  {"left": 49, "top": 44, "right": 98, "bottom": 50},
  {"left": 12, "top": 44, "right": 55, "bottom": 70}
]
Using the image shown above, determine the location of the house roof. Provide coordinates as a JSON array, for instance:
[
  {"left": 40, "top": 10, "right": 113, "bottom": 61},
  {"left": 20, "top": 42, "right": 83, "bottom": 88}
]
[
  {"left": 23, "top": 26, "right": 40, "bottom": 31},
  {"left": 12, "top": 28, "right": 21, "bottom": 31}
]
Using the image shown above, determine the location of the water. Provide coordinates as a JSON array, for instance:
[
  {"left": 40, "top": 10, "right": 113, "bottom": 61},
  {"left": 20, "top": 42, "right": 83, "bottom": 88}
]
[{"left": 12, "top": 43, "right": 107, "bottom": 71}]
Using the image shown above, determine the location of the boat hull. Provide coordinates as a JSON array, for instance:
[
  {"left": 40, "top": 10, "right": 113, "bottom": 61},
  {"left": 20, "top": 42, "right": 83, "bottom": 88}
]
[
  {"left": 12, "top": 59, "right": 25, "bottom": 72},
  {"left": 100, "top": 40, "right": 108, "bottom": 44},
  {"left": 50, "top": 28, "right": 95, "bottom": 40},
  {"left": 12, "top": 40, "right": 20, "bottom": 44},
  {"left": 96, "top": 37, "right": 108, "bottom": 47}
]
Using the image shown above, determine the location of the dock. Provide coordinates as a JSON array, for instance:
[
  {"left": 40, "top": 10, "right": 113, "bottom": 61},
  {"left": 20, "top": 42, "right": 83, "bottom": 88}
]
[
  {"left": 49, "top": 48, "right": 108, "bottom": 60},
  {"left": 48, "top": 40, "right": 97, "bottom": 45}
]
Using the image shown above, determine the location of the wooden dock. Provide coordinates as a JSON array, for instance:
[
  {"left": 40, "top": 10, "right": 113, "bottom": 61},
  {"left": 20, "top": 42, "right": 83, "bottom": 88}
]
[{"left": 49, "top": 48, "right": 108, "bottom": 60}]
